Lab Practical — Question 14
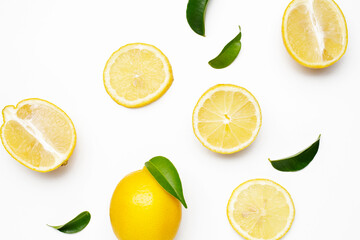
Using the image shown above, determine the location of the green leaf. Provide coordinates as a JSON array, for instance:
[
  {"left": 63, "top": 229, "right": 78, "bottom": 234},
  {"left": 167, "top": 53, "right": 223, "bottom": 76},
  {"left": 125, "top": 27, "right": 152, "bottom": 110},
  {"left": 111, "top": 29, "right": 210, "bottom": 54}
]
[
  {"left": 47, "top": 211, "right": 91, "bottom": 234},
  {"left": 186, "top": 0, "right": 209, "bottom": 36},
  {"left": 208, "top": 26, "right": 242, "bottom": 69},
  {"left": 269, "top": 135, "right": 321, "bottom": 172},
  {"left": 145, "top": 156, "right": 187, "bottom": 208}
]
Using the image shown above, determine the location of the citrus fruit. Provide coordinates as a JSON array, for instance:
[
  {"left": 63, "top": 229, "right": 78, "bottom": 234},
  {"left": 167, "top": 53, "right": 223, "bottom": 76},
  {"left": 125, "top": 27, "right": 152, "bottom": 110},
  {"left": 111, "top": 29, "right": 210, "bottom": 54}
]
[
  {"left": 227, "top": 179, "right": 295, "bottom": 240},
  {"left": 282, "top": 0, "right": 348, "bottom": 68},
  {"left": 110, "top": 167, "right": 181, "bottom": 240},
  {"left": 103, "top": 43, "right": 173, "bottom": 108},
  {"left": 0, "top": 98, "right": 76, "bottom": 172},
  {"left": 192, "top": 84, "right": 261, "bottom": 154}
]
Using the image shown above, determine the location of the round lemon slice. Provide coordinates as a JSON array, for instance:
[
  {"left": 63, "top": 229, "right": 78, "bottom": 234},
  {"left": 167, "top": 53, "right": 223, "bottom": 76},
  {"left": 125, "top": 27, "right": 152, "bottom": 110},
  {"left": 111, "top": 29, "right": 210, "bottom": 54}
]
[
  {"left": 227, "top": 179, "right": 295, "bottom": 240},
  {"left": 192, "top": 84, "right": 261, "bottom": 154},
  {"left": 282, "top": 0, "right": 348, "bottom": 68},
  {"left": 103, "top": 43, "right": 173, "bottom": 108},
  {"left": 0, "top": 99, "right": 76, "bottom": 172}
]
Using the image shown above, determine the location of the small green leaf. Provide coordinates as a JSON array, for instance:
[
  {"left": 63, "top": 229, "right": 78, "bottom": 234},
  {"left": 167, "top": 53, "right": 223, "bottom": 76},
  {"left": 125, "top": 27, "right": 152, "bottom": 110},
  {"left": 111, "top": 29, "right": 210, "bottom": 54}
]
[
  {"left": 269, "top": 135, "right": 321, "bottom": 172},
  {"left": 209, "top": 26, "right": 242, "bottom": 69},
  {"left": 186, "top": 0, "right": 209, "bottom": 36},
  {"left": 145, "top": 156, "right": 187, "bottom": 208},
  {"left": 48, "top": 211, "right": 91, "bottom": 234}
]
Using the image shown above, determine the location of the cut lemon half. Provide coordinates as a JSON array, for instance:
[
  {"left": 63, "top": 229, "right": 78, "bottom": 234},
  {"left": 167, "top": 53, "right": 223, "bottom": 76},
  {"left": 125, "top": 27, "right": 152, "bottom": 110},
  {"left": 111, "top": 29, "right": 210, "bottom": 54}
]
[
  {"left": 282, "top": 0, "right": 348, "bottom": 68},
  {"left": 0, "top": 99, "right": 76, "bottom": 172},
  {"left": 192, "top": 84, "right": 261, "bottom": 154},
  {"left": 104, "top": 43, "right": 173, "bottom": 108},
  {"left": 227, "top": 179, "right": 295, "bottom": 240}
]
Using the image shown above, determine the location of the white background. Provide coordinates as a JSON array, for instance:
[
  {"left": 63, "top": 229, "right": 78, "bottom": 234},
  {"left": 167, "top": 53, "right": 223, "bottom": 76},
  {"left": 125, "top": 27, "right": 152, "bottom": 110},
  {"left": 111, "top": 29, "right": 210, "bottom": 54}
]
[{"left": 0, "top": 0, "right": 359, "bottom": 239}]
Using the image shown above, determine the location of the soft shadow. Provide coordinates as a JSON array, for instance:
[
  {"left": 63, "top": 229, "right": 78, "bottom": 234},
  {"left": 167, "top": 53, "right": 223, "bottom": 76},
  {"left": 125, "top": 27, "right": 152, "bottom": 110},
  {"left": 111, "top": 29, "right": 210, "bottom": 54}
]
[{"left": 288, "top": 54, "right": 347, "bottom": 78}]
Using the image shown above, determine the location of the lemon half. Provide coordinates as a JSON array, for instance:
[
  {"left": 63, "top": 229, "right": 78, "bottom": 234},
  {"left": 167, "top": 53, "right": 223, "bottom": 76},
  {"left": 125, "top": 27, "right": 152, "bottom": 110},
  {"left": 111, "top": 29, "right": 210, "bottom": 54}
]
[
  {"left": 104, "top": 43, "right": 173, "bottom": 108},
  {"left": 282, "top": 0, "right": 348, "bottom": 68},
  {"left": 0, "top": 99, "right": 76, "bottom": 172}
]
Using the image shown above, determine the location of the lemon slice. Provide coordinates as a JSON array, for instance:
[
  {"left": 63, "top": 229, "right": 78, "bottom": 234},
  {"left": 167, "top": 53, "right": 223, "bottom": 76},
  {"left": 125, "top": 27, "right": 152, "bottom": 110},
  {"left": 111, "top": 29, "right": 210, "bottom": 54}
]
[
  {"left": 282, "top": 0, "right": 347, "bottom": 68},
  {"left": 227, "top": 179, "right": 295, "bottom": 240},
  {"left": 1, "top": 99, "right": 76, "bottom": 172},
  {"left": 192, "top": 84, "right": 261, "bottom": 154},
  {"left": 103, "top": 43, "right": 173, "bottom": 108}
]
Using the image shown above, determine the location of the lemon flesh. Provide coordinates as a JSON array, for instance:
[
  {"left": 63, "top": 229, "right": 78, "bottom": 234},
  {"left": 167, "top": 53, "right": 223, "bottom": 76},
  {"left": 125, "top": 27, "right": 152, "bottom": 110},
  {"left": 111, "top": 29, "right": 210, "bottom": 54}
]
[
  {"left": 104, "top": 43, "right": 173, "bottom": 108},
  {"left": 0, "top": 99, "right": 76, "bottom": 172},
  {"left": 227, "top": 179, "right": 295, "bottom": 240},
  {"left": 110, "top": 167, "right": 181, "bottom": 240},
  {"left": 192, "top": 84, "right": 261, "bottom": 154},
  {"left": 282, "top": 0, "right": 347, "bottom": 68}
]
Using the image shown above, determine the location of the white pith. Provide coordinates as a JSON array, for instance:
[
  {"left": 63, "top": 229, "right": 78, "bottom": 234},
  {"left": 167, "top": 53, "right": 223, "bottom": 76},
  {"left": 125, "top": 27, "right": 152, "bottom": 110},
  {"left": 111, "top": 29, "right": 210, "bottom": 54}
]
[{"left": 308, "top": 0, "right": 325, "bottom": 58}]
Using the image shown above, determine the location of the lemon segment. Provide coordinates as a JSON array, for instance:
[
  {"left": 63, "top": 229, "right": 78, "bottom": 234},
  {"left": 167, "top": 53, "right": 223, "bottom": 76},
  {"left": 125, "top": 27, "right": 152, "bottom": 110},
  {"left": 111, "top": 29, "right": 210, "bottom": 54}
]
[
  {"left": 104, "top": 43, "right": 173, "bottom": 108},
  {"left": 282, "top": 0, "right": 347, "bottom": 68},
  {"left": 0, "top": 99, "right": 76, "bottom": 172},
  {"left": 227, "top": 179, "right": 295, "bottom": 240},
  {"left": 192, "top": 84, "right": 261, "bottom": 154},
  {"left": 110, "top": 167, "right": 181, "bottom": 240}
]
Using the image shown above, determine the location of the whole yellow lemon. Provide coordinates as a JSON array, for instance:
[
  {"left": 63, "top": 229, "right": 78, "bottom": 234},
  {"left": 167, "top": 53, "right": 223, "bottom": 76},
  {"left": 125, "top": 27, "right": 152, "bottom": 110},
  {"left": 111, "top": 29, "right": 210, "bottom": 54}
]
[{"left": 110, "top": 167, "right": 182, "bottom": 240}]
